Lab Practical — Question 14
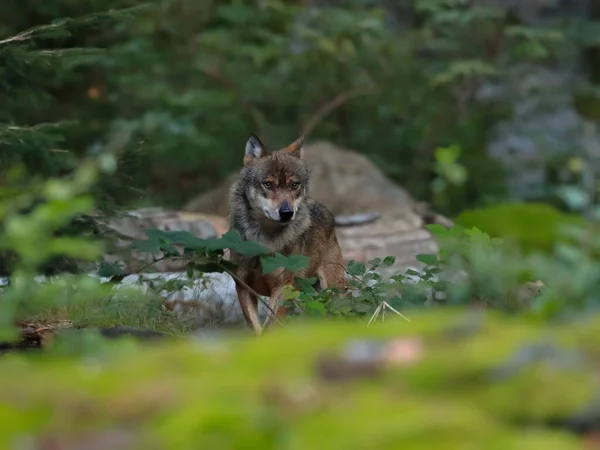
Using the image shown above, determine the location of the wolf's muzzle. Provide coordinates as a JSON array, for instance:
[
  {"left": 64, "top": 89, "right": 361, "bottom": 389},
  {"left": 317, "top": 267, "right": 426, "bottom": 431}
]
[{"left": 279, "top": 200, "right": 294, "bottom": 222}]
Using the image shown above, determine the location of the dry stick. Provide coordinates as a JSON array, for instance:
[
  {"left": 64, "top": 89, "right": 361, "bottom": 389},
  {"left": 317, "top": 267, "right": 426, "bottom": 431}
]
[
  {"left": 301, "top": 86, "right": 378, "bottom": 137},
  {"left": 0, "top": 27, "right": 44, "bottom": 46},
  {"left": 219, "top": 263, "right": 284, "bottom": 327},
  {"left": 331, "top": 261, "right": 412, "bottom": 324}
]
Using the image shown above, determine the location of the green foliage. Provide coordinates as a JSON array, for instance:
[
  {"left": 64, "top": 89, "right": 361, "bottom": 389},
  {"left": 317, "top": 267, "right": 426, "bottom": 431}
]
[
  {"left": 261, "top": 253, "right": 311, "bottom": 275},
  {"left": 129, "top": 228, "right": 269, "bottom": 273},
  {"left": 0, "top": 7, "right": 142, "bottom": 177},
  {"left": 0, "top": 9, "right": 178, "bottom": 341},
  {"left": 125, "top": 214, "right": 600, "bottom": 326},
  {"left": 129, "top": 224, "right": 412, "bottom": 321},
  {"left": 417, "top": 221, "right": 600, "bottom": 322},
  {"left": 3, "top": 0, "right": 590, "bottom": 213},
  {"left": 0, "top": 155, "right": 113, "bottom": 341},
  {"left": 454, "top": 203, "right": 586, "bottom": 253},
  {"left": 0, "top": 157, "right": 184, "bottom": 345},
  {"left": 431, "top": 144, "right": 468, "bottom": 211},
  {"left": 0, "top": 7, "right": 146, "bottom": 276}
]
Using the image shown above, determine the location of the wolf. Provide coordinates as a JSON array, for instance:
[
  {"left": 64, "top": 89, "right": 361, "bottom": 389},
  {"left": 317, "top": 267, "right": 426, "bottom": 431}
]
[{"left": 228, "top": 133, "right": 345, "bottom": 334}]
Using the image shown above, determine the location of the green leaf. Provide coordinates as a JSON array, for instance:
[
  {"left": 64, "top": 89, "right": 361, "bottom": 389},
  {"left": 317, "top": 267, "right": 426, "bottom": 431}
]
[
  {"left": 160, "top": 245, "right": 181, "bottom": 258},
  {"left": 200, "top": 238, "right": 231, "bottom": 252},
  {"left": 130, "top": 238, "right": 161, "bottom": 253},
  {"left": 260, "top": 253, "right": 310, "bottom": 275},
  {"left": 304, "top": 300, "right": 327, "bottom": 316},
  {"left": 0, "top": 326, "right": 20, "bottom": 342},
  {"left": 132, "top": 228, "right": 209, "bottom": 254},
  {"left": 295, "top": 276, "right": 318, "bottom": 294},
  {"left": 202, "top": 229, "right": 270, "bottom": 257},
  {"left": 382, "top": 256, "right": 396, "bottom": 267},
  {"left": 416, "top": 254, "right": 438, "bottom": 265},
  {"left": 431, "top": 60, "right": 497, "bottom": 86},
  {"left": 137, "top": 228, "right": 269, "bottom": 258},
  {"left": 260, "top": 254, "right": 285, "bottom": 274},
  {"left": 284, "top": 254, "right": 311, "bottom": 272},
  {"left": 347, "top": 260, "right": 366, "bottom": 276},
  {"left": 282, "top": 285, "right": 301, "bottom": 301},
  {"left": 186, "top": 263, "right": 195, "bottom": 279},
  {"left": 46, "top": 237, "right": 101, "bottom": 260},
  {"left": 434, "top": 145, "right": 460, "bottom": 164},
  {"left": 368, "top": 257, "right": 382, "bottom": 267},
  {"left": 221, "top": 229, "right": 242, "bottom": 243},
  {"left": 96, "top": 261, "right": 125, "bottom": 279},
  {"left": 425, "top": 224, "right": 449, "bottom": 236},
  {"left": 231, "top": 240, "right": 270, "bottom": 258},
  {"left": 405, "top": 269, "right": 422, "bottom": 277}
]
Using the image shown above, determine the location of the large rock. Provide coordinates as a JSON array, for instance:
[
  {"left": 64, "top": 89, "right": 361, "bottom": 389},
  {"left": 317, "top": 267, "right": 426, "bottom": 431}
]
[{"left": 184, "top": 141, "right": 446, "bottom": 271}]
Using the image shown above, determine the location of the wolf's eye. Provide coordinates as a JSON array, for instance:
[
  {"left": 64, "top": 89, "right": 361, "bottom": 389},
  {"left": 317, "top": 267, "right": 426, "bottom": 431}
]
[
  {"left": 291, "top": 182, "right": 300, "bottom": 189},
  {"left": 262, "top": 181, "right": 273, "bottom": 189}
]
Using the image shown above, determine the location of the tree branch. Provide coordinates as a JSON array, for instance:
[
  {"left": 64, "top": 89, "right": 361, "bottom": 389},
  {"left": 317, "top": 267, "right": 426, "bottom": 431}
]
[{"left": 301, "top": 86, "right": 378, "bottom": 136}]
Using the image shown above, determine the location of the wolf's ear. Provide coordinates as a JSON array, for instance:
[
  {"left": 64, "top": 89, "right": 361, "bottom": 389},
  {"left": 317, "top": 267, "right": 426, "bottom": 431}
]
[
  {"left": 244, "top": 133, "right": 266, "bottom": 165},
  {"left": 283, "top": 135, "right": 305, "bottom": 159}
]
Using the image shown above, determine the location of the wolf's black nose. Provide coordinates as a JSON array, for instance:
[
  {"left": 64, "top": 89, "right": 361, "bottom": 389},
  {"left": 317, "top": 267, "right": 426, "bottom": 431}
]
[{"left": 279, "top": 201, "right": 294, "bottom": 222}]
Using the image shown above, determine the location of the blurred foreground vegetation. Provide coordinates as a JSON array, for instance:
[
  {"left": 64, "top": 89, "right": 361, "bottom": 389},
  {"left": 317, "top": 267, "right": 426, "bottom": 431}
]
[{"left": 2, "top": 312, "right": 600, "bottom": 448}]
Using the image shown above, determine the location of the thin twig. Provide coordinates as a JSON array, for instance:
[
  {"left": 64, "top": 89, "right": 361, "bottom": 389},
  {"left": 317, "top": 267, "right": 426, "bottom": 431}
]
[
  {"left": 301, "top": 86, "right": 378, "bottom": 136},
  {"left": 367, "top": 302, "right": 384, "bottom": 326},
  {"left": 367, "top": 301, "right": 411, "bottom": 326},
  {"left": 219, "top": 263, "right": 284, "bottom": 327},
  {"left": 0, "top": 28, "right": 39, "bottom": 46},
  {"left": 382, "top": 301, "right": 412, "bottom": 322}
]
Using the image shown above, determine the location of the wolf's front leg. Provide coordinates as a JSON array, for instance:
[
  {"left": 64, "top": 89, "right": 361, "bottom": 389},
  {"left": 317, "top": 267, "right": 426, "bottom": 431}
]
[
  {"left": 262, "top": 285, "right": 289, "bottom": 329},
  {"left": 235, "top": 284, "right": 262, "bottom": 335}
]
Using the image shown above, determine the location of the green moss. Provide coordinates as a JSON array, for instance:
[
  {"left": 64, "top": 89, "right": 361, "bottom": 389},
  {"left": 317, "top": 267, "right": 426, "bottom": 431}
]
[{"left": 0, "top": 311, "right": 595, "bottom": 448}]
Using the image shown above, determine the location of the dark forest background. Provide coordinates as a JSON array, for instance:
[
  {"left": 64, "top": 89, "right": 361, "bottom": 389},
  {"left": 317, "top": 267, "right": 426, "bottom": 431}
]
[{"left": 5, "top": 0, "right": 600, "bottom": 218}]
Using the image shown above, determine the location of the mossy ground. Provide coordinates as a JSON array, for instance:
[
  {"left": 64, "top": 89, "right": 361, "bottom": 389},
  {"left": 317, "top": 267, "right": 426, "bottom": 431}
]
[
  {"left": 24, "top": 288, "right": 195, "bottom": 336},
  {"left": 0, "top": 309, "right": 597, "bottom": 449}
]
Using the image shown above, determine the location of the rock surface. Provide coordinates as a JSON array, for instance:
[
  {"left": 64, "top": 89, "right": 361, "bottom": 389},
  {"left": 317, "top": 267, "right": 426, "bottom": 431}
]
[
  {"left": 100, "top": 208, "right": 229, "bottom": 273},
  {"left": 116, "top": 271, "right": 254, "bottom": 326}
]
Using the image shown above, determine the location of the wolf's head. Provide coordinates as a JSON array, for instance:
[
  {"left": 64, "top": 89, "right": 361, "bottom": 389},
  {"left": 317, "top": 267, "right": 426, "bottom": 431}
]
[{"left": 239, "top": 133, "right": 310, "bottom": 224}]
